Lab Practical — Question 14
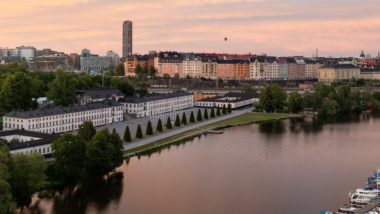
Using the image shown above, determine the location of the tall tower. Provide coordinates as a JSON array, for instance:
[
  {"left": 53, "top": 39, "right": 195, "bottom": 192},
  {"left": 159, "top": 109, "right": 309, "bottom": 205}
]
[
  {"left": 122, "top": 20, "right": 133, "bottom": 57},
  {"left": 316, "top": 49, "right": 318, "bottom": 58}
]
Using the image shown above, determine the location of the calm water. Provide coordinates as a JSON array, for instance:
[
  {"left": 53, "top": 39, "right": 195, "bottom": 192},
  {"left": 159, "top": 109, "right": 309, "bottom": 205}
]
[{"left": 18, "top": 111, "right": 380, "bottom": 214}]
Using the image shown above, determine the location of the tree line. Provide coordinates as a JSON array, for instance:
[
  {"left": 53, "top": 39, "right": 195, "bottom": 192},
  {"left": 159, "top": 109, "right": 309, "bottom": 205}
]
[
  {"left": 257, "top": 83, "right": 380, "bottom": 115},
  {"left": 0, "top": 121, "right": 124, "bottom": 213}
]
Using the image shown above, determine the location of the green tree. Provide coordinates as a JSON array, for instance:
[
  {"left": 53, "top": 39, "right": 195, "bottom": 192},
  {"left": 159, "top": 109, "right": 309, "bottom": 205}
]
[
  {"left": 222, "top": 105, "right": 227, "bottom": 114},
  {"left": 109, "top": 128, "right": 124, "bottom": 169},
  {"left": 166, "top": 117, "right": 172, "bottom": 129},
  {"left": 107, "top": 66, "right": 115, "bottom": 76},
  {"left": 242, "top": 84, "right": 256, "bottom": 93},
  {"left": 216, "top": 106, "right": 221, "bottom": 116},
  {"left": 337, "top": 85, "right": 351, "bottom": 99},
  {"left": 146, "top": 121, "right": 153, "bottom": 135},
  {"left": 181, "top": 112, "right": 187, "bottom": 125},
  {"left": 117, "top": 80, "right": 135, "bottom": 96},
  {"left": 197, "top": 109, "right": 202, "bottom": 121},
  {"left": 315, "top": 83, "right": 335, "bottom": 97},
  {"left": 0, "top": 72, "right": 35, "bottom": 111},
  {"left": 288, "top": 92, "right": 304, "bottom": 113},
  {"left": 227, "top": 104, "right": 232, "bottom": 113},
  {"left": 136, "top": 125, "right": 143, "bottom": 138},
  {"left": 210, "top": 107, "right": 215, "bottom": 118},
  {"left": 189, "top": 111, "right": 195, "bottom": 123},
  {"left": 372, "top": 91, "right": 380, "bottom": 102},
  {"left": 123, "top": 126, "right": 131, "bottom": 142},
  {"left": 218, "top": 78, "right": 223, "bottom": 83},
  {"left": 86, "top": 128, "right": 114, "bottom": 175},
  {"left": 149, "top": 65, "right": 156, "bottom": 76},
  {"left": 174, "top": 73, "right": 180, "bottom": 79},
  {"left": 77, "top": 121, "right": 96, "bottom": 142},
  {"left": 51, "top": 133, "right": 86, "bottom": 182},
  {"left": 204, "top": 108, "right": 208, "bottom": 119},
  {"left": 0, "top": 152, "right": 17, "bottom": 214},
  {"left": 321, "top": 97, "right": 339, "bottom": 115},
  {"left": 46, "top": 70, "right": 78, "bottom": 107},
  {"left": 156, "top": 119, "right": 163, "bottom": 132},
  {"left": 8, "top": 152, "right": 48, "bottom": 198},
  {"left": 142, "top": 66, "right": 148, "bottom": 74},
  {"left": 134, "top": 64, "right": 142, "bottom": 74},
  {"left": 258, "top": 84, "right": 287, "bottom": 112},
  {"left": 362, "top": 91, "right": 371, "bottom": 104},
  {"left": 175, "top": 114, "right": 181, "bottom": 127},
  {"left": 115, "top": 63, "right": 125, "bottom": 76},
  {"left": 163, "top": 74, "right": 170, "bottom": 79}
]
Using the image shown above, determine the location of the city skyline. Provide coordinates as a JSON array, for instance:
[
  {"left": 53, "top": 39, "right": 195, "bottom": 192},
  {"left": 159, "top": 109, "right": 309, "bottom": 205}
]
[{"left": 1, "top": 0, "right": 380, "bottom": 57}]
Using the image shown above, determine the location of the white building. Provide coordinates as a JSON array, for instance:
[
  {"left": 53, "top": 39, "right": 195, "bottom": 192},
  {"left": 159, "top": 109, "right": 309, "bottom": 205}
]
[
  {"left": 3, "top": 99, "right": 123, "bottom": 134},
  {"left": 250, "top": 57, "right": 266, "bottom": 79},
  {"left": 264, "top": 59, "right": 279, "bottom": 79},
  {"left": 182, "top": 56, "right": 202, "bottom": 78},
  {"left": 106, "top": 50, "right": 120, "bottom": 68},
  {"left": 118, "top": 91, "right": 193, "bottom": 118},
  {"left": 0, "top": 130, "right": 60, "bottom": 156},
  {"left": 195, "top": 92, "right": 259, "bottom": 109},
  {"left": 77, "top": 87, "right": 125, "bottom": 105},
  {"left": 21, "top": 46, "right": 36, "bottom": 63}
]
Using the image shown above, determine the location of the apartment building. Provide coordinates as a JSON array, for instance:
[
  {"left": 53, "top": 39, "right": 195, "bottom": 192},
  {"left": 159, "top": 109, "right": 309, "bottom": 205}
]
[
  {"left": 234, "top": 60, "right": 250, "bottom": 79},
  {"left": 288, "top": 59, "right": 298, "bottom": 79},
  {"left": 278, "top": 59, "right": 288, "bottom": 79},
  {"left": 295, "top": 59, "right": 306, "bottom": 79},
  {"left": 318, "top": 64, "right": 360, "bottom": 82},
  {"left": 81, "top": 55, "right": 112, "bottom": 72},
  {"left": 360, "top": 69, "right": 380, "bottom": 80},
  {"left": 250, "top": 57, "right": 266, "bottom": 79},
  {"left": 182, "top": 56, "right": 202, "bottom": 78},
  {"left": 196, "top": 92, "right": 259, "bottom": 109},
  {"left": 217, "top": 60, "right": 235, "bottom": 79},
  {"left": 158, "top": 57, "right": 183, "bottom": 77},
  {"left": 264, "top": 58, "right": 279, "bottom": 79},
  {"left": 125, "top": 55, "right": 154, "bottom": 76},
  {"left": 202, "top": 57, "right": 218, "bottom": 78}
]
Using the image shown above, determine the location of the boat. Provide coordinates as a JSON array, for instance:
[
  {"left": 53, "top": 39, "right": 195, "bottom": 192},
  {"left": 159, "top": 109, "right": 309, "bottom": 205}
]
[
  {"left": 350, "top": 189, "right": 379, "bottom": 199},
  {"left": 338, "top": 204, "right": 357, "bottom": 213},
  {"left": 349, "top": 194, "right": 372, "bottom": 204}
]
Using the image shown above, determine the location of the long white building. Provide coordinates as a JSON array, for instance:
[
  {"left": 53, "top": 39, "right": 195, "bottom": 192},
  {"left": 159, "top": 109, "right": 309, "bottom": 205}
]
[
  {"left": 196, "top": 92, "right": 259, "bottom": 109},
  {"left": 118, "top": 91, "right": 194, "bottom": 118},
  {"left": 3, "top": 99, "right": 123, "bottom": 134}
]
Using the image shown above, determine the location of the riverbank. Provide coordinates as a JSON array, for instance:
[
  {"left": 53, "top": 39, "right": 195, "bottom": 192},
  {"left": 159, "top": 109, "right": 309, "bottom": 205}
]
[{"left": 124, "top": 112, "right": 296, "bottom": 155}]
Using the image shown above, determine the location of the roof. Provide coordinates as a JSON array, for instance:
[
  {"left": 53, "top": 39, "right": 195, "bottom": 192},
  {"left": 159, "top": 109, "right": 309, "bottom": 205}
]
[
  {"left": 197, "top": 92, "right": 258, "bottom": 103},
  {"left": 80, "top": 87, "right": 123, "bottom": 100},
  {"left": 118, "top": 91, "right": 192, "bottom": 104},
  {"left": 4, "top": 99, "right": 122, "bottom": 119},
  {"left": 0, "top": 130, "right": 60, "bottom": 151},
  {"left": 320, "top": 64, "right": 359, "bottom": 69}
]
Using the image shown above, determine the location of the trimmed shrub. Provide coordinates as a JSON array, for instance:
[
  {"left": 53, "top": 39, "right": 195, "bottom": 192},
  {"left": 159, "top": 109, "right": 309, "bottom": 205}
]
[
  {"left": 197, "top": 109, "right": 202, "bottom": 121},
  {"left": 136, "top": 124, "right": 143, "bottom": 138},
  {"left": 175, "top": 114, "right": 181, "bottom": 127},
  {"left": 123, "top": 125, "right": 131, "bottom": 142},
  {"left": 146, "top": 120, "right": 153, "bottom": 135},
  {"left": 189, "top": 111, "right": 195, "bottom": 123},
  {"left": 204, "top": 108, "right": 208, "bottom": 119},
  {"left": 227, "top": 103, "right": 232, "bottom": 113},
  {"left": 181, "top": 112, "right": 187, "bottom": 125},
  {"left": 216, "top": 106, "right": 221, "bottom": 116},
  {"left": 156, "top": 118, "right": 163, "bottom": 132},
  {"left": 210, "top": 107, "right": 215, "bottom": 118},
  {"left": 166, "top": 117, "right": 172, "bottom": 129},
  {"left": 222, "top": 105, "right": 227, "bottom": 114}
]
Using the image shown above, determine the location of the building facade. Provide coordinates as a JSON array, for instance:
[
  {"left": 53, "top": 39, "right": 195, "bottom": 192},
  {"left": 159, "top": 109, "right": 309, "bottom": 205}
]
[
  {"left": 21, "top": 46, "right": 36, "bottom": 63},
  {"left": 182, "top": 57, "right": 202, "bottom": 78},
  {"left": 125, "top": 55, "right": 154, "bottom": 76},
  {"left": 202, "top": 57, "right": 218, "bottom": 78},
  {"left": 106, "top": 50, "right": 120, "bottom": 68},
  {"left": 81, "top": 56, "right": 112, "bottom": 72},
  {"left": 264, "top": 58, "right": 279, "bottom": 79},
  {"left": 122, "top": 20, "right": 133, "bottom": 57},
  {"left": 29, "top": 55, "right": 74, "bottom": 71},
  {"left": 295, "top": 59, "right": 306, "bottom": 79},
  {"left": 217, "top": 60, "right": 235, "bottom": 79},
  {"left": 288, "top": 61, "right": 298, "bottom": 79},
  {"left": 234, "top": 60, "right": 250, "bottom": 79},
  {"left": 318, "top": 65, "right": 360, "bottom": 82},
  {"left": 70, "top": 53, "right": 80, "bottom": 68},
  {"left": 250, "top": 57, "right": 266, "bottom": 79},
  {"left": 278, "top": 59, "right": 288, "bottom": 79},
  {"left": 195, "top": 92, "right": 259, "bottom": 109},
  {"left": 158, "top": 57, "right": 183, "bottom": 77}
]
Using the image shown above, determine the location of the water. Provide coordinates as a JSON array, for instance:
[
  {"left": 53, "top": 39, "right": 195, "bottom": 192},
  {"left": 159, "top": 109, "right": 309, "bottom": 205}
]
[{"left": 19, "top": 111, "right": 380, "bottom": 214}]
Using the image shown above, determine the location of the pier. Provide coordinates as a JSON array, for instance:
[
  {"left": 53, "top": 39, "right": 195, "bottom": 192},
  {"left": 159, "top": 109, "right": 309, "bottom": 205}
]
[
  {"left": 206, "top": 130, "right": 224, "bottom": 134},
  {"left": 354, "top": 198, "right": 380, "bottom": 214}
]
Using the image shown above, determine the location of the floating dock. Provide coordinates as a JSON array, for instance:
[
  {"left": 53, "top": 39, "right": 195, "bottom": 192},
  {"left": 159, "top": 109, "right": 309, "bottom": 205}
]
[
  {"left": 354, "top": 198, "right": 380, "bottom": 213},
  {"left": 207, "top": 130, "right": 224, "bottom": 134}
]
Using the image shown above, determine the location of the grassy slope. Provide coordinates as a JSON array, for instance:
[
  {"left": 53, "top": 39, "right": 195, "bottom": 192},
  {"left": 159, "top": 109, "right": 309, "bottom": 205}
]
[{"left": 124, "top": 113, "right": 292, "bottom": 154}]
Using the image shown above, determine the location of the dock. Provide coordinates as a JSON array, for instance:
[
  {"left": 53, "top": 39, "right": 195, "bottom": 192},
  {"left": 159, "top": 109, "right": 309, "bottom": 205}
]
[
  {"left": 206, "top": 130, "right": 224, "bottom": 134},
  {"left": 354, "top": 198, "right": 380, "bottom": 214}
]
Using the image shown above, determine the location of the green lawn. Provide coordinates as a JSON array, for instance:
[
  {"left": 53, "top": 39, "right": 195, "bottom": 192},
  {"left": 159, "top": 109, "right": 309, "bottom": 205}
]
[{"left": 124, "top": 112, "right": 293, "bottom": 154}]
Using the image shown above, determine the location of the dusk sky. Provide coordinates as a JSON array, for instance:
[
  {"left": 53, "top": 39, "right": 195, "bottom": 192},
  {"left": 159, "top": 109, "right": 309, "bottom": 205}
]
[{"left": 1, "top": 0, "right": 380, "bottom": 57}]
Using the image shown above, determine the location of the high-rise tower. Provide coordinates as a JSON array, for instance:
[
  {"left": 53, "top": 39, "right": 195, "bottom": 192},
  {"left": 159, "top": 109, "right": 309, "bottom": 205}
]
[{"left": 122, "top": 21, "right": 132, "bottom": 57}]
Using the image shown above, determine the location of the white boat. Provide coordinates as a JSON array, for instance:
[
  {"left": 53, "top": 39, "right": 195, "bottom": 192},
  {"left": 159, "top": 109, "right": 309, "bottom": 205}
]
[
  {"left": 353, "top": 189, "right": 379, "bottom": 199},
  {"left": 349, "top": 194, "right": 372, "bottom": 204},
  {"left": 339, "top": 204, "right": 357, "bottom": 213}
]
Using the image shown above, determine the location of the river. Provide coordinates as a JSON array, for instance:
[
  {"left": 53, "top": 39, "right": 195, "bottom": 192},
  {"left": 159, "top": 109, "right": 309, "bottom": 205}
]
[{"left": 18, "top": 111, "right": 380, "bottom": 214}]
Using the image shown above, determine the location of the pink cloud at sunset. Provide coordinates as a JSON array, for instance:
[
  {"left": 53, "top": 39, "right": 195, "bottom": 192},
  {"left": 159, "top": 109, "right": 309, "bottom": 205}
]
[{"left": 1, "top": 0, "right": 380, "bottom": 57}]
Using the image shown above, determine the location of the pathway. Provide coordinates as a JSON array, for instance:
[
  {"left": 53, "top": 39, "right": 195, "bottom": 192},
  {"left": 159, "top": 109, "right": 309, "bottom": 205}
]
[{"left": 123, "top": 107, "right": 254, "bottom": 150}]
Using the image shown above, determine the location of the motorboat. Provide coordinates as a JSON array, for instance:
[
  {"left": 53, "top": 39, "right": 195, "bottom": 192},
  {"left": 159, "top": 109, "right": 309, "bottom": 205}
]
[
  {"left": 339, "top": 204, "right": 357, "bottom": 213},
  {"left": 349, "top": 194, "right": 372, "bottom": 204},
  {"left": 351, "top": 189, "right": 379, "bottom": 199},
  {"left": 320, "top": 211, "right": 345, "bottom": 214}
]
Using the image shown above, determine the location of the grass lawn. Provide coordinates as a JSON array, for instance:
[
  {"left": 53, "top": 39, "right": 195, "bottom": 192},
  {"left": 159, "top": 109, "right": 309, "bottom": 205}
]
[{"left": 124, "top": 112, "right": 292, "bottom": 154}]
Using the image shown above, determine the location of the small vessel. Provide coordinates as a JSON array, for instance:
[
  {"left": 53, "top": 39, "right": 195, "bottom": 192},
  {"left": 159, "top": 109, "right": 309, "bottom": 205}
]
[
  {"left": 353, "top": 188, "right": 379, "bottom": 198},
  {"left": 349, "top": 194, "right": 372, "bottom": 204},
  {"left": 338, "top": 204, "right": 357, "bottom": 213}
]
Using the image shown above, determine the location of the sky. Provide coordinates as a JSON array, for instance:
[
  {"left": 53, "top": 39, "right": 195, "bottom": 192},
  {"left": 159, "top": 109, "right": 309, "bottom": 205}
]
[{"left": 1, "top": 0, "right": 380, "bottom": 58}]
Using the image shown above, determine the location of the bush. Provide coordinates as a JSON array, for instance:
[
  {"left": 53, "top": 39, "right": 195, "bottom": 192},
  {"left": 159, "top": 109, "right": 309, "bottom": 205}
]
[
  {"left": 146, "top": 121, "right": 153, "bottom": 135},
  {"left": 166, "top": 117, "right": 172, "bottom": 129},
  {"left": 175, "top": 114, "right": 181, "bottom": 127},
  {"left": 156, "top": 118, "right": 163, "bottom": 132},
  {"left": 136, "top": 125, "right": 143, "bottom": 138},
  {"left": 216, "top": 106, "right": 221, "bottom": 116},
  {"left": 181, "top": 112, "right": 187, "bottom": 125},
  {"left": 222, "top": 105, "right": 227, "bottom": 114},
  {"left": 189, "top": 111, "right": 195, "bottom": 123},
  {"left": 210, "top": 107, "right": 215, "bottom": 118},
  {"left": 227, "top": 104, "right": 232, "bottom": 113},
  {"left": 204, "top": 108, "right": 208, "bottom": 119},
  {"left": 197, "top": 109, "right": 202, "bottom": 121},
  {"left": 123, "top": 126, "right": 131, "bottom": 142}
]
